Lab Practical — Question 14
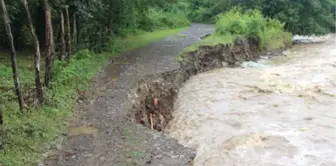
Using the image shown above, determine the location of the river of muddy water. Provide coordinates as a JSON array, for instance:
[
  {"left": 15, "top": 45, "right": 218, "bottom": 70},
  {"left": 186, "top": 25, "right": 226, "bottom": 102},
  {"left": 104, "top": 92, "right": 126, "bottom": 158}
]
[{"left": 168, "top": 35, "right": 336, "bottom": 166}]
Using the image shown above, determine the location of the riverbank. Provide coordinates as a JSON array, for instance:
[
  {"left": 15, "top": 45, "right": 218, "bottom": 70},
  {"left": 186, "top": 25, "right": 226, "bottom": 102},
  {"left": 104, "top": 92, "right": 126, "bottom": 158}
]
[{"left": 131, "top": 34, "right": 290, "bottom": 133}]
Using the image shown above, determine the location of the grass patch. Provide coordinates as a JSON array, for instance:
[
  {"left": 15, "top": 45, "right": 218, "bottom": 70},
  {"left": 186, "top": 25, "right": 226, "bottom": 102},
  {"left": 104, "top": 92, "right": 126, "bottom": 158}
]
[
  {"left": 176, "top": 34, "right": 235, "bottom": 61},
  {"left": 0, "top": 27, "right": 187, "bottom": 166},
  {"left": 215, "top": 8, "right": 292, "bottom": 50},
  {"left": 112, "top": 27, "right": 187, "bottom": 52}
]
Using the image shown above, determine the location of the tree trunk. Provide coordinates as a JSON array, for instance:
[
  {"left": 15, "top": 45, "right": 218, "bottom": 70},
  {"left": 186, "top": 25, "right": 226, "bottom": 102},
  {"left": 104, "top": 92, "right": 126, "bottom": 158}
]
[
  {"left": 35, "top": 2, "right": 46, "bottom": 49},
  {"left": 1, "top": 0, "right": 25, "bottom": 113},
  {"left": 65, "top": 6, "right": 71, "bottom": 62},
  {"left": 60, "top": 10, "right": 65, "bottom": 61},
  {"left": 22, "top": 0, "right": 44, "bottom": 104},
  {"left": 44, "top": 0, "right": 54, "bottom": 88},
  {"left": 72, "top": 13, "right": 77, "bottom": 53}
]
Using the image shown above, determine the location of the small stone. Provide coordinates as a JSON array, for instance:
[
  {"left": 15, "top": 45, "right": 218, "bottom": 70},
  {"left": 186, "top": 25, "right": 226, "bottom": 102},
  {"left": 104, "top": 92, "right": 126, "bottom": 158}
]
[
  {"left": 171, "top": 155, "right": 179, "bottom": 159},
  {"left": 146, "top": 160, "right": 152, "bottom": 164},
  {"left": 331, "top": 63, "right": 336, "bottom": 68},
  {"left": 234, "top": 61, "right": 241, "bottom": 66},
  {"left": 84, "top": 153, "right": 93, "bottom": 157},
  {"left": 241, "top": 61, "right": 268, "bottom": 69},
  {"left": 55, "top": 143, "right": 62, "bottom": 150},
  {"left": 260, "top": 56, "right": 269, "bottom": 59},
  {"left": 221, "top": 61, "right": 229, "bottom": 67},
  {"left": 156, "top": 154, "right": 163, "bottom": 159}
]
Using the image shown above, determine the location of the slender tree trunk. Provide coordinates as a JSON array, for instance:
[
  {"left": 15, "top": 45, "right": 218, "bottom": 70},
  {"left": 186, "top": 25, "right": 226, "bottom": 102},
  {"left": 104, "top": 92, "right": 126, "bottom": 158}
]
[
  {"left": 44, "top": 0, "right": 54, "bottom": 88},
  {"left": 65, "top": 6, "right": 71, "bottom": 62},
  {"left": 1, "top": 0, "right": 25, "bottom": 112},
  {"left": 0, "top": 109, "right": 3, "bottom": 125},
  {"left": 60, "top": 10, "right": 65, "bottom": 61},
  {"left": 22, "top": 0, "right": 44, "bottom": 104},
  {"left": 72, "top": 13, "right": 77, "bottom": 53}
]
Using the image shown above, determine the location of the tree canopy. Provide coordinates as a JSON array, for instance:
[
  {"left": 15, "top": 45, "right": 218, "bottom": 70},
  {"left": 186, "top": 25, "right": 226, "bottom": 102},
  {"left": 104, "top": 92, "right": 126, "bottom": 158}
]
[
  {"left": 0, "top": 0, "right": 190, "bottom": 50},
  {"left": 187, "top": 0, "right": 336, "bottom": 35},
  {"left": 0, "top": 0, "right": 334, "bottom": 51}
]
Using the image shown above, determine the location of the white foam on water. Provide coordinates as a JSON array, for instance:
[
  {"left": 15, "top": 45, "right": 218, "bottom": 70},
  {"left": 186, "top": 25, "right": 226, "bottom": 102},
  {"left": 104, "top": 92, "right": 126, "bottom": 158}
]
[
  {"left": 293, "top": 34, "right": 333, "bottom": 43},
  {"left": 168, "top": 34, "right": 336, "bottom": 166}
]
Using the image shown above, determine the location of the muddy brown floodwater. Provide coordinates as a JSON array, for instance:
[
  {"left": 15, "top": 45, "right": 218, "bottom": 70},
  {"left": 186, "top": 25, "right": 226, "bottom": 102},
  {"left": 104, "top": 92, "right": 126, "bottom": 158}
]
[{"left": 168, "top": 35, "right": 336, "bottom": 166}]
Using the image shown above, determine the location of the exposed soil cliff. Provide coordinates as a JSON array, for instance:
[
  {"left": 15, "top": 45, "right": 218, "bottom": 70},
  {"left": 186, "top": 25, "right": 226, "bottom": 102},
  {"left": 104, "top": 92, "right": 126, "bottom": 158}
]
[{"left": 131, "top": 37, "right": 286, "bottom": 132}]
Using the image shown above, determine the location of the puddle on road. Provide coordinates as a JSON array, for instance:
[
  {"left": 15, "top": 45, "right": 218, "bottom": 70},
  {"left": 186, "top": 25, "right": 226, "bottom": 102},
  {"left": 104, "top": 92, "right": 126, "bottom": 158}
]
[
  {"left": 167, "top": 36, "right": 336, "bottom": 166},
  {"left": 68, "top": 126, "right": 98, "bottom": 137}
]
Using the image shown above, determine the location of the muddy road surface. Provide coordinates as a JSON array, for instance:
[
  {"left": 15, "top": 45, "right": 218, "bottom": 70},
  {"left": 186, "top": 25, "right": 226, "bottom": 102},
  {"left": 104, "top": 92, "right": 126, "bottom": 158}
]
[
  {"left": 45, "top": 24, "right": 214, "bottom": 166},
  {"left": 168, "top": 35, "right": 336, "bottom": 166}
]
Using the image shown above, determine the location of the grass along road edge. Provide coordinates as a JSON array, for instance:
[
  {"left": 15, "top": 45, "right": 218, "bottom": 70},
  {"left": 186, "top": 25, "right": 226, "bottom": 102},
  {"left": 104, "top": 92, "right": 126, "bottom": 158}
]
[{"left": 0, "top": 27, "right": 187, "bottom": 166}]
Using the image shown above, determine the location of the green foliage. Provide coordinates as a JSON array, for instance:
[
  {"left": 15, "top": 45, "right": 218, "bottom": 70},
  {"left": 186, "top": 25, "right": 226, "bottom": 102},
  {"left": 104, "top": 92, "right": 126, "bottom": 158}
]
[
  {"left": 176, "top": 34, "right": 235, "bottom": 61},
  {"left": 0, "top": 0, "right": 191, "bottom": 51},
  {"left": 0, "top": 0, "right": 334, "bottom": 50},
  {"left": 178, "top": 8, "right": 292, "bottom": 60},
  {"left": 264, "top": 0, "right": 335, "bottom": 35},
  {"left": 140, "top": 8, "right": 190, "bottom": 31},
  {"left": 185, "top": 0, "right": 336, "bottom": 35},
  {"left": 215, "top": 8, "right": 291, "bottom": 50}
]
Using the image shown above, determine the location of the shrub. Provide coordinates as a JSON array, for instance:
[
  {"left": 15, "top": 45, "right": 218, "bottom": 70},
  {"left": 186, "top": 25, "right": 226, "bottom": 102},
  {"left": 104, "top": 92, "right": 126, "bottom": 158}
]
[
  {"left": 215, "top": 8, "right": 292, "bottom": 50},
  {"left": 140, "top": 8, "right": 191, "bottom": 31}
]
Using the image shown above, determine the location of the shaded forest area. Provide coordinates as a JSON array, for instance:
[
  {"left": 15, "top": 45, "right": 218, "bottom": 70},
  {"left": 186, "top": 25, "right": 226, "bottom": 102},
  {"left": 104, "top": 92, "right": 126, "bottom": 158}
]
[{"left": 0, "top": 0, "right": 335, "bottom": 165}]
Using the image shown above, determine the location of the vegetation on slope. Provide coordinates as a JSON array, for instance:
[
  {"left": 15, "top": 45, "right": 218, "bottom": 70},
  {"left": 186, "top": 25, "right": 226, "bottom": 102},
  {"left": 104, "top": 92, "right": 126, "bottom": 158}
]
[
  {"left": 186, "top": 0, "right": 336, "bottom": 35},
  {"left": 177, "top": 8, "right": 292, "bottom": 60}
]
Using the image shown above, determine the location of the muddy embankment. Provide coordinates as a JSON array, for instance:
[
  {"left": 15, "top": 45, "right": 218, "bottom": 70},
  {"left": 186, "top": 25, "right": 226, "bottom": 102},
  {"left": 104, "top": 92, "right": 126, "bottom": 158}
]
[{"left": 130, "top": 37, "right": 288, "bottom": 132}]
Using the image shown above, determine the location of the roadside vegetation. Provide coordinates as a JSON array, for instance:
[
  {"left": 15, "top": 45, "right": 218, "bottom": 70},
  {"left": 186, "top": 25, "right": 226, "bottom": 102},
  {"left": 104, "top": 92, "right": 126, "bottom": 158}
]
[
  {"left": 0, "top": 0, "right": 335, "bottom": 165},
  {"left": 178, "top": 8, "right": 292, "bottom": 60},
  {"left": 0, "top": 28, "right": 186, "bottom": 166},
  {"left": 187, "top": 0, "right": 335, "bottom": 35}
]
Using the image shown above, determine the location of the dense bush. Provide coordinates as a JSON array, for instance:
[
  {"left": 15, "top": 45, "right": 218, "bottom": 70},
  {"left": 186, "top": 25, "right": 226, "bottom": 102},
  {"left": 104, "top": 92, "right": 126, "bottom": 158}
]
[
  {"left": 139, "top": 8, "right": 191, "bottom": 31},
  {"left": 215, "top": 8, "right": 292, "bottom": 50},
  {"left": 0, "top": 0, "right": 191, "bottom": 50},
  {"left": 186, "top": 0, "right": 336, "bottom": 35}
]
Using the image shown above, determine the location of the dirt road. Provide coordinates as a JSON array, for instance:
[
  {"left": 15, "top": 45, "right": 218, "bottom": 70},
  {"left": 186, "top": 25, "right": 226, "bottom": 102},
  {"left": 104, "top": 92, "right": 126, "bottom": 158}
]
[
  {"left": 45, "top": 24, "right": 214, "bottom": 166},
  {"left": 168, "top": 35, "right": 336, "bottom": 166}
]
